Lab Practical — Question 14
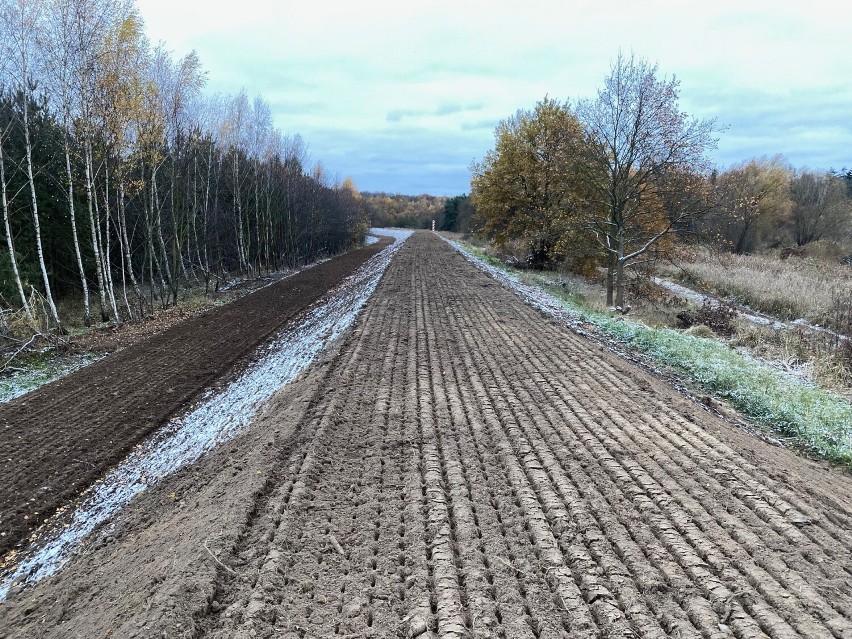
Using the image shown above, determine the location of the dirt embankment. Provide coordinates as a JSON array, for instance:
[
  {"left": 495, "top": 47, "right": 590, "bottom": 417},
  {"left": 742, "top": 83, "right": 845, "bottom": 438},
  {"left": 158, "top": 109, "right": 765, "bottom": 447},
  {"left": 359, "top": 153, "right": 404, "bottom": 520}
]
[
  {"left": 3, "top": 231, "right": 852, "bottom": 638},
  {"left": 0, "top": 239, "right": 390, "bottom": 561}
]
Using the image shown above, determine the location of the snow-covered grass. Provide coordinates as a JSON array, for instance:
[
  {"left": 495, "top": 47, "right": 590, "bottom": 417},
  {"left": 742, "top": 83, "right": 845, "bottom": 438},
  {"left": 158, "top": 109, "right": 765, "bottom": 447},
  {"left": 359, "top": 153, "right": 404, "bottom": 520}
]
[
  {"left": 445, "top": 237, "right": 852, "bottom": 468},
  {"left": 0, "top": 353, "right": 104, "bottom": 403},
  {"left": 0, "top": 228, "right": 413, "bottom": 600}
]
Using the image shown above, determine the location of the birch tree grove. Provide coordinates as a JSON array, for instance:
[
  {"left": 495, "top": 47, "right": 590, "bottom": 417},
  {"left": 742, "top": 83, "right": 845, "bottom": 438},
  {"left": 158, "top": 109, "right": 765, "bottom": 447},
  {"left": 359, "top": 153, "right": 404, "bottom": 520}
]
[
  {"left": 0, "top": 0, "right": 369, "bottom": 330},
  {"left": 1, "top": 0, "right": 63, "bottom": 328}
]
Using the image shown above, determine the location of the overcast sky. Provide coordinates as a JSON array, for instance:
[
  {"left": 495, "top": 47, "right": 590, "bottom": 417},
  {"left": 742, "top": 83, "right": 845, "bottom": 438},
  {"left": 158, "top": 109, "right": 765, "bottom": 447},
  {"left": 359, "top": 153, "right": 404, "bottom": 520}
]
[{"left": 135, "top": 0, "right": 852, "bottom": 195}]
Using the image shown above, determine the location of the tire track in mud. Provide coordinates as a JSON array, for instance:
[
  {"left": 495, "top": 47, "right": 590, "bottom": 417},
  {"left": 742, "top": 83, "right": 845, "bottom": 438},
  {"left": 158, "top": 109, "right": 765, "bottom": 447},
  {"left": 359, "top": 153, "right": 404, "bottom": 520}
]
[{"left": 197, "top": 231, "right": 852, "bottom": 639}]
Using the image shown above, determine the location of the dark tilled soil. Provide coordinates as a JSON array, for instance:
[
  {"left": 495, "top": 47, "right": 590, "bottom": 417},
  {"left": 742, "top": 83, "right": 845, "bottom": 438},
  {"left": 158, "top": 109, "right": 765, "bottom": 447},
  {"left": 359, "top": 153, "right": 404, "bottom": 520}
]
[
  {"left": 3, "top": 232, "right": 852, "bottom": 638},
  {"left": 0, "top": 239, "right": 390, "bottom": 560}
]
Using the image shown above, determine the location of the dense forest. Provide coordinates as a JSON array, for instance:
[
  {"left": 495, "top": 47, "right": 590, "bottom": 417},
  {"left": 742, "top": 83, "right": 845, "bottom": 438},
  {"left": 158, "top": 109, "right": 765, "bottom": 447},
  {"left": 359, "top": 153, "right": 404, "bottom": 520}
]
[
  {"left": 362, "top": 192, "right": 446, "bottom": 229},
  {"left": 361, "top": 192, "right": 475, "bottom": 234},
  {"left": 0, "top": 0, "right": 370, "bottom": 331},
  {"left": 702, "top": 157, "right": 852, "bottom": 257}
]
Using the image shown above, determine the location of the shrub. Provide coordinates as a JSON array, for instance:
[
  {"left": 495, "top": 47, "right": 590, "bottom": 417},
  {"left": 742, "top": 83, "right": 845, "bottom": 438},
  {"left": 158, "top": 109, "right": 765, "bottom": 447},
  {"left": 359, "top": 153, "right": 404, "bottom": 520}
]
[
  {"left": 676, "top": 300, "right": 738, "bottom": 336},
  {"left": 685, "top": 324, "right": 716, "bottom": 339}
]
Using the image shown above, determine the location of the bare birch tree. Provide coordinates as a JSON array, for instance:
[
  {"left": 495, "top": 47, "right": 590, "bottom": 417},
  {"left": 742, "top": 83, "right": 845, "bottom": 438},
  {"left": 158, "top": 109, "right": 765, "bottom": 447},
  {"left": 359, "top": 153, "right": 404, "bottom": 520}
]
[
  {"left": 576, "top": 52, "right": 717, "bottom": 308},
  {"left": 0, "top": 38, "right": 33, "bottom": 319},
  {"left": 0, "top": 112, "right": 33, "bottom": 319},
  {"left": 223, "top": 91, "right": 250, "bottom": 271}
]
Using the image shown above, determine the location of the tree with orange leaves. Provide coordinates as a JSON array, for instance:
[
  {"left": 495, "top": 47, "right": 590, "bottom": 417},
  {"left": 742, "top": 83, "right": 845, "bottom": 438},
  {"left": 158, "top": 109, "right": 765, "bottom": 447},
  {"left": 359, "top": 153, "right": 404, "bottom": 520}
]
[{"left": 471, "top": 96, "right": 587, "bottom": 269}]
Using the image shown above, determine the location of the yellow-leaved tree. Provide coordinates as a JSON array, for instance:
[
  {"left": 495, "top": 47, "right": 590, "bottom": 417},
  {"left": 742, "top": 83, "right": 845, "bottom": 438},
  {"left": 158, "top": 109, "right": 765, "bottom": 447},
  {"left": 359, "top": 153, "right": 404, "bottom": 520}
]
[
  {"left": 470, "top": 97, "right": 587, "bottom": 268},
  {"left": 712, "top": 155, "right": 792, "bottom": 254}
]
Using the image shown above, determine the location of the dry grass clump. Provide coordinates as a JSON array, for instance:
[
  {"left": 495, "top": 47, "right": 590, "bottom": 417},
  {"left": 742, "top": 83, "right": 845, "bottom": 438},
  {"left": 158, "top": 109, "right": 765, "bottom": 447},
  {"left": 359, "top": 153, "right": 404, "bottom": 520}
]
[
  {"left": 684, "top": 324, "right": 716, "bottom": 338},
  {"left": 673, "top": 249, "right": 851, "bottom": 330},
  {"left": 0, "top": 289, "right": 62, "bottom": 340},
  {"left": 733, "top": 323, "right": 852, "bottom": 396},
  {"left": 676, "top": 300, "right": 738, "bottom": 336},
  {"left": 813, "top": 352, "right": 852, "bottom": 395}
]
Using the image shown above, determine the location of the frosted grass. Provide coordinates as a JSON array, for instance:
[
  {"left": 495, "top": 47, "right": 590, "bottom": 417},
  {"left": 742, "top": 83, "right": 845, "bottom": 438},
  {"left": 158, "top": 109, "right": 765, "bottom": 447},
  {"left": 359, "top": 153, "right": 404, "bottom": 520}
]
[
  {"left": 0, "top": 229, "right": 412, "bottom": 600},
  {"left": 0, "top": 353, "right": 104, "bottom": 404}
]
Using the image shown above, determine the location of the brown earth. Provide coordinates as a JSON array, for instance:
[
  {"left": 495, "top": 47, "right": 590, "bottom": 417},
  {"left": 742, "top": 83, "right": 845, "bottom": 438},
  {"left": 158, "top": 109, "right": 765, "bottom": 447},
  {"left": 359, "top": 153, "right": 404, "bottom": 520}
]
[
  {"left": 0, "top": 238, "right": 391, "bottom": 560},
  {"left": 3, "top": 231, "right": 852, "bottom": 638}
]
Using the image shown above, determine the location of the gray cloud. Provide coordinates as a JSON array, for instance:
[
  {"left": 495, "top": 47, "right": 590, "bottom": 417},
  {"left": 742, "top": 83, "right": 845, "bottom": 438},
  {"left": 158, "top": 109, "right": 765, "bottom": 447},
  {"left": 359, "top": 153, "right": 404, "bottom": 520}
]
[
  {"left": 461, "top": 118, "right": 499, "bottom": 132},
  {"left": 386, "top": 102, "right": 484, "bottom": 123},
  {"left": 684, "top": 86, "right": 852, "bottom": 170},
  {"left": 137, "top": 0, "right": 852, "bottom": 194}
]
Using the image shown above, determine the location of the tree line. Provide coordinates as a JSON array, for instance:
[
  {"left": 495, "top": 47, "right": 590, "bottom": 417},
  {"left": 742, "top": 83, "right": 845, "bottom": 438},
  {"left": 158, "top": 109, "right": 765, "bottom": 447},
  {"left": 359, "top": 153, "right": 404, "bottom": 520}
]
[
  {"left": 363, "top": 192, "right": 446, "bottom": 229},
  {"left": 471, "top": 52, "right": 852, "bottom": 308},
  {"left": 0, "top": 0, "right": 369, "bottom": 332},
  {"left": 362, "top": 192, "right": 475, "bottom": 234},
  {"left": 703, "top": 155, "right": 852, "bottom": 256}
]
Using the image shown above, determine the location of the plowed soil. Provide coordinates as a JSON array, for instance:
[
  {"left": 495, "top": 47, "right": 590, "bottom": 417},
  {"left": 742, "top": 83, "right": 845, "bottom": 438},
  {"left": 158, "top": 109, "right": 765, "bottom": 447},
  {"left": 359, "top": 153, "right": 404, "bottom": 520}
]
[
  {"left": 3, "top": 231, "right": 852, "bottom": 638},
  {"left": 0, "top": 238, "right": 390, "bottom": 560}
]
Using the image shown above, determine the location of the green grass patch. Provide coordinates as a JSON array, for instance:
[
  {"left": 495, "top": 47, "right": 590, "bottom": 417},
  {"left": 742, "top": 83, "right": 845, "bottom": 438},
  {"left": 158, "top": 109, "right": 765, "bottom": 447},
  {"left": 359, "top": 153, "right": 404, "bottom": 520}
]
[{"left": 457, "top": 241, "right": 852, "bottom": 467}]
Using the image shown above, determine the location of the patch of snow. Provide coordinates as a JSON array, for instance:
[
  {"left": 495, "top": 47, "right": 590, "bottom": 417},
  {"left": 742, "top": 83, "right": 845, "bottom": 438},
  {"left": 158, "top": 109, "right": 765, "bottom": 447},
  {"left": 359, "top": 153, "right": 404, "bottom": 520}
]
[
  {"left": 653, "top": 278, "right": 711, "bottom": 306},
  {"left": 0, "top": 353, "right": 105, "bottom": 404},
  {"left": 0, "top": 228, "right": 412, "bottom": 601}
]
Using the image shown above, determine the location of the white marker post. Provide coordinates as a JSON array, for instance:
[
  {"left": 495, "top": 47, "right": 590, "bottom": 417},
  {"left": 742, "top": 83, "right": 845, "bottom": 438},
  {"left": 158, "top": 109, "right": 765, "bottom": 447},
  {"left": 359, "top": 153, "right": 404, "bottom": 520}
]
[{"left": 431, "top": 219, "right": 435, "bottom": 232}]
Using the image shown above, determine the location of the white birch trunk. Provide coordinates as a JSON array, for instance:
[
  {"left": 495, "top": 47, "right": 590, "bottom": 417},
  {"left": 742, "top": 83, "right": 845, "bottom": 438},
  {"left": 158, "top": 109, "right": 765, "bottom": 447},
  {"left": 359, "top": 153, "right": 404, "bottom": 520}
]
[
  {"left": 151, "top": 166, "right": 172, "bottom": 303},
  {"left": 118, "top": 178, "right": 143, "bottom": 313},
  {"left": 254, "top": 161, "right": 261, "bottom": 270},
  {"left": 233, "top": 151, "right": 247, "bottom": 271},
  {"left": 202, "top": 144, "right": 213, "bottom": 273},
  {"left": 85, "top": 142, "right": 108, "bottom": 321},
  {"left": 99, "top": 160, "right": 120, "bottom": 324},
  {"left": 192, "top": 154, "right": 202, "bottom": 269},
  {"left": 63, "top": 134, "right": 90, "bottom": 325},
  {"left": 0, "top": 134, "right": 32, "bottom": 319},
  {"left": 22, "top": 92, "right": 62, "bottom": 328}
]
